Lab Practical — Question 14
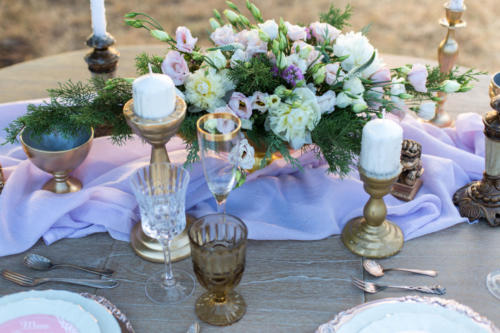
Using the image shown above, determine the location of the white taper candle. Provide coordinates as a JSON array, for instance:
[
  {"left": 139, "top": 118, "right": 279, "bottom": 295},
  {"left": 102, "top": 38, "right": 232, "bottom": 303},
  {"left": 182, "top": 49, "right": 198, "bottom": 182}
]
[
  {"left": 90, "top": 0, "right": 107, "bottom": 37},
  {"left": 360, "top": 119, "right": 403, "bottom": 180},
  {"left": 448, "top": 0, "right": 464, "bottom": 11}
]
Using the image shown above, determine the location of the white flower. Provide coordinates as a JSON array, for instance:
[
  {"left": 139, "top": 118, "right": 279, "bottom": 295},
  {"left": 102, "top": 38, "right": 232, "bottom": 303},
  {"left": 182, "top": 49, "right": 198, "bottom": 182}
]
[
  {"left": 250, "top": 91, "right": 269, "bottom": 113},
  {"left": 309, "top": 21, "right": 340, "bottom": 44},
  {"left": 212, "top": 105, "right": 238, "bottom": 134},
  {"left": 185, "top": 68, "right": 235, "bottom": 112},
  {"left": 285, "top": 53, "right": 308, "bottom": 73},
  {"left": 343, "top": 76, "right": 365, "bottom": 95},
  {"left": 228, "top": 92, "right": 252, "bottom": 119},
  {"left": 267, "top": 94, "right": 281, "bottom": 109},
  {"left": 418, "top": 101, "right": 436, "bottom": 120},
  {"left": 268, "top": 87, "right": 321, "bottom": 149},
  {"left": 352, "top": 96, "right": 368, "bottom": 113},
  {"left": 285, "top": 22, "right": 307, "bottom": 41},
  {"left": 442, "top": 80, "right": 461, "bottom": 93},
  {"left": 258, "top": 20, "right": 279, "bottom": 40},
  {"left": 210, "top": 24, "right": 235, "bottom": 46},
  {"left": 333, "top": 31, "right": 383, "bottom": 78},
  {"left": 390, "top": 78, "right": 407, "bottom": 110},
  {"left": 336, "top": 92, "right": 353, "bottom": 108},
  {"left": 291, "top": 41, "right": 322, "bottom": 67},
  {"left": 235, "top": 138, "right": 256, "bottom": 170},
  {"left": 316, "top": 91, "right": 336, "bottom": 114},
  {"left": 325, "top": 63, "right": 344, "bottom": 85},
  {"left": 203, "top": 118, "right": 218, "bottom": 133},
  {"left": 230, "top": 49, "right": 250, "bottom": 68},
  {"left": 206, "top": 50, "right": 227, "bottom": 69},
  {"left": 237, "top": 29, "right": 267, "bottom": 56}
]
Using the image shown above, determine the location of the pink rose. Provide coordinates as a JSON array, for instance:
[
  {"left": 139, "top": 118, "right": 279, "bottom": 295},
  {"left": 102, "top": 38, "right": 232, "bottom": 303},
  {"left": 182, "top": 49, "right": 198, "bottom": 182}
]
[
  {"left": 309, "top": 22, "right": 340, "bottom": 44},
  {"left": 407, "top": 63, "right": 428, "bottom": 93},
  {"left": 370, "top": 68, "right": 391, "bottom": 84},
  {"left": 228, "top": 92, "right": 252, "bottom": 119},
  {"left": 161, "top": 51, "right": 190, "bottom": 86},
  {"left": 285, "top": 22, "right": 307, "bottom": 41},
  {"left": 210, "top": 24, "right": 235, "bottom": 46},
  {"left": 325, "top": 63, "right": 341, "bottom": 85},
  {"left": 175, "top": 26, "right": 198, "bottom": 53}
]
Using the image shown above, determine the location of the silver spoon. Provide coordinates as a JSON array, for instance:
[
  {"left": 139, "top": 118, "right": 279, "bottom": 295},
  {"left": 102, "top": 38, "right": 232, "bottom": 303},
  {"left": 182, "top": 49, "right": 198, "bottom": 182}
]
[
  {"left": 363, "top": 259, "right": 438, "bottom": 277},
  {"left": 24, "top": 254, "right": 114, "bottom": 277}
]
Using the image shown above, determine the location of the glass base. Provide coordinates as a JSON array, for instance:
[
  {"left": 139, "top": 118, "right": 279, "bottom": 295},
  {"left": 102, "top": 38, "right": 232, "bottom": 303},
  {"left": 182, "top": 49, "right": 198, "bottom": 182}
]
[
  {"left": 486, "top": 270, "right": 500, "bottom": 300},
  {"left": 145, "top": 269, "right": 195, "bottom": 304},
  {"left": 195, "top": 291, "right": 246, "bottom": 326}
]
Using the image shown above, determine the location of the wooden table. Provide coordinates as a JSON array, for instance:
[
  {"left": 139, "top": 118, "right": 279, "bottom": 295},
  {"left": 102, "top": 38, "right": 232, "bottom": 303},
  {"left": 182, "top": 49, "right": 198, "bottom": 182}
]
[{"left": 0, "top": 47, "right": 498, "bottom": 332}]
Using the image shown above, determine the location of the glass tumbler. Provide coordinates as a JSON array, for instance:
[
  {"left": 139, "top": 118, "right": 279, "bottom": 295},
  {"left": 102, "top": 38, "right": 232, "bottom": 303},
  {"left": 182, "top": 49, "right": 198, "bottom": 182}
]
[{"left": 188, "top": 213, "right": 248, "bottom": 326}]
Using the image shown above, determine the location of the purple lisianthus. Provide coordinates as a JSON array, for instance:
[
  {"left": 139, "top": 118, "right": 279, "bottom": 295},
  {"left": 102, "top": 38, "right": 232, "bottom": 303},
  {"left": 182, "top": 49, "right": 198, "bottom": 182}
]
[
  {"left": 281, "top": 65, "right": 304, "bottom": 87},
  {"left": 271, "top": 65, "right": 280, "bottom": 77}
]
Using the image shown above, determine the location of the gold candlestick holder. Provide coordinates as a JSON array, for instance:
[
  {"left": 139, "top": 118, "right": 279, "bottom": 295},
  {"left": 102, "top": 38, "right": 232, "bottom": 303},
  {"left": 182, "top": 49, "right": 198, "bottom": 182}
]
[
  {"left": 84, "top": 33, "right": 120, "bottom": 80},
  {"left": 433, "top": 3, "right": 466, "bottom": 127},
  {"left": 0, "top": 162, "right": 4, "bottom": 194},
  {"left": 453, "top": 94, "right": 500, "bottom": 227},
  {"left": 342, "top": 168, "right": 404, "bottom": 258},
  {"left": 123, "top": 97, "right": 194, "bottom": 262}
]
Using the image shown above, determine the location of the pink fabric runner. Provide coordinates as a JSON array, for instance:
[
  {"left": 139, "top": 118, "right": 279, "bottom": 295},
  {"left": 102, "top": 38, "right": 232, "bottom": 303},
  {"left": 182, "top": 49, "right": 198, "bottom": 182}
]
[{"left": 0, "top": 99, "right": 484, "bottom": 256}]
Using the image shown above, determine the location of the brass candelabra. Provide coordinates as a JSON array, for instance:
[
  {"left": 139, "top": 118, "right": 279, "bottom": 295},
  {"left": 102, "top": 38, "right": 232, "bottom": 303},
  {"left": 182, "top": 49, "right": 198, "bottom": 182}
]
[
  {"left": 433, "top": 3, "right": 466, "bottom": 127},
  {"left": 124, "top": 97, "right": 194, "bottom": 262}
]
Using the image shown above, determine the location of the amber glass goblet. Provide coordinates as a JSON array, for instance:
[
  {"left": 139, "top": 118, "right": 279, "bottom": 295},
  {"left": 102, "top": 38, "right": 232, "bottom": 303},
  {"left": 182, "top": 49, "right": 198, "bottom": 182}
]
[{"left": 188, "top": 213, "right": 248, "bottom": 326}]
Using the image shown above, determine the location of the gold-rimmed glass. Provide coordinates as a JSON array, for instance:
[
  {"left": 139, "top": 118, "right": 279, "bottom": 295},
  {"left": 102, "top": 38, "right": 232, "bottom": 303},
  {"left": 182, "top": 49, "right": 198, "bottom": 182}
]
[
  {"left": 196, "top": 113, "right": 241, "bottom": 213},
  {"left": 188, "top": 213, "right": 248, "bottom": 326}
]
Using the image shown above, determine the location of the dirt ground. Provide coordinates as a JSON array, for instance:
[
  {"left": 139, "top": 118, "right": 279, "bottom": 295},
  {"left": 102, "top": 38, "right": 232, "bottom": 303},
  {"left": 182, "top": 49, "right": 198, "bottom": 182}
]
[{"left": 0, "top": 0, "right": 498, "bottom": 73}]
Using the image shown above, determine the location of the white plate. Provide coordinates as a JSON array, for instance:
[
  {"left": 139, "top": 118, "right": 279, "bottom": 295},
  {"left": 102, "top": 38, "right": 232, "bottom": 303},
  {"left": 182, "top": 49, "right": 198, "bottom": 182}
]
[
  {"left": 0, "top": 290, "right": 120, "bottom": 333},
  {"left": 316, "top": 296, "right": 500, "bottom": 333},
  {"left": 0, "top": 297, "right": 100, "bottom": 333}
]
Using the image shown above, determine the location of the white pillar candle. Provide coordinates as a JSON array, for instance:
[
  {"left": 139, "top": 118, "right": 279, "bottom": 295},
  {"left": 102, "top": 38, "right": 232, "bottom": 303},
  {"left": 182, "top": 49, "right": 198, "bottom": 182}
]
[
  {"left": 132, "top": 69, "right": 176, "bottom": 119},
  {"left": 360, "top": 119, "right": 403, "bottom": 180},
  {"left": 448, "top": 0, "right": 464, "bottom": 11},
  {"left": 90, "top": 0, "right": 107, "bottom": 37}
]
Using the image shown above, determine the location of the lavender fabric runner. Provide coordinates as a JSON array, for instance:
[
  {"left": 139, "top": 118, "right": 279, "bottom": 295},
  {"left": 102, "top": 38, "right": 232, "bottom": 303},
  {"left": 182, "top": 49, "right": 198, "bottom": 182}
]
[{"left": 0, "top": 100, "right": 485, "bottom": 256}]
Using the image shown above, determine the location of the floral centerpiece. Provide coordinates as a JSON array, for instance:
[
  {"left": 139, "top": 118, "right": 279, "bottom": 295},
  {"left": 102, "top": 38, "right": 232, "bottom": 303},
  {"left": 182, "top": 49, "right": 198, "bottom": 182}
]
[{"left": 124, "top": 1, "right": 481, "bottom": 175}]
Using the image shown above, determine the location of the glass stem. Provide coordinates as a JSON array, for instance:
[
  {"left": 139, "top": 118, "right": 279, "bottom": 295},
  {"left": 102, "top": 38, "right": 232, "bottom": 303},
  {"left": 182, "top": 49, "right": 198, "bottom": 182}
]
[
  {"left": 217, "top": 199, "right": 227, "bottom": 214},
  {"left": 161, "top": 239, "right": 175, "bottom": 287}
]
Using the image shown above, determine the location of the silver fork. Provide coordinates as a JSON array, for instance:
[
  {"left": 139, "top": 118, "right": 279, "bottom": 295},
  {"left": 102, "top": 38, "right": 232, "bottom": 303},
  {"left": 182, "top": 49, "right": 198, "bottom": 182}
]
[
  {"left": 352, "top": 277, "right": 446, "bottom": 295},
  {"left": 2, "top": 270, "right": 119, "bottom": 289}
]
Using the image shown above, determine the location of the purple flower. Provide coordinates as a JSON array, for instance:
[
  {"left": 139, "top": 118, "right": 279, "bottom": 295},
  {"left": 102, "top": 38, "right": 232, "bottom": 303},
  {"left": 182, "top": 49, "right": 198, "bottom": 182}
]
[
  {"left": 281, "top": 65, "right": 304, "bottom": 87},
  {"left": 271, "top": 65, "right": 280, "bottom": 77}
]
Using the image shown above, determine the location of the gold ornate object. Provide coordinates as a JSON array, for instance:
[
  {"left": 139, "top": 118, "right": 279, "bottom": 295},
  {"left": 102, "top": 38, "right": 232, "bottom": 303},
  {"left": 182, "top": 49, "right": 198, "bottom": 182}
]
[
  {"left": 489, "top": 72, "right": 500, "bottom": 99},
  {"left": 20, "top": 128, "right": 94, "bottom": 194},
  {"left": 0, "top": 163, "right": 4, "bottom": 194},
  {"left": 433, "top": 3, "right": 467, "bottom": 127},
  {"left": 453, "top": 95, "right": 500, "bottom": 227},
  {"left": 341, "top": 169, "right": 404, "bottom": 258},
  {"left": 123, "top": 97, "right": 193, "bottom": 262},
  {"left": 391, "top": 139, "right": 424, "bottom": 201}
]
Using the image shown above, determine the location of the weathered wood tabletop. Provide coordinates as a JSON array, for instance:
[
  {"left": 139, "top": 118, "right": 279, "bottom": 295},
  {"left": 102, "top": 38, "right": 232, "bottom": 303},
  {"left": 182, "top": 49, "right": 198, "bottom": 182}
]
[{"left": 0, "top": 47, "right": 498, "bottom": 332}]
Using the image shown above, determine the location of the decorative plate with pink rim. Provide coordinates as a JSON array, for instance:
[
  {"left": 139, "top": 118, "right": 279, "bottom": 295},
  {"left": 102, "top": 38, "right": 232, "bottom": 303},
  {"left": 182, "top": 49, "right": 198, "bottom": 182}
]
[{"left": 316, "top": 295, "right": 500, "bottom": 333}]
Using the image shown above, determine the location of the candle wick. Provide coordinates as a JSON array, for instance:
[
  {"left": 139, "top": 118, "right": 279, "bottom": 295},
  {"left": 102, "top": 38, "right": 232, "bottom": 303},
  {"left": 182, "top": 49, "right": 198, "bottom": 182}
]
[{"left": 148, "top": 63, "right": 153, "bottom": 74}]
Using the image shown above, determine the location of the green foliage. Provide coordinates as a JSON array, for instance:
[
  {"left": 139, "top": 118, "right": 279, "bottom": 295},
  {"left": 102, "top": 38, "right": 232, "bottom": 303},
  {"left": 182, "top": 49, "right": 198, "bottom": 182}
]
[
  {"left": 320, "top": 4, "right": 352, "bottom": 30},
  {"left": 179, "top": 111, "right": 202, "bottom": 165},
  {"left": 227, "top": 55, "right": 282, "bottom": 96},
  {"left": 135, "top": 53, "right": 164, "bottom": 75},
  {"left": 4, "top": 78, "right": 133, "bottom": 145},
  {"left": 311, "top": 109, "right": 365, "bottom": 176}
]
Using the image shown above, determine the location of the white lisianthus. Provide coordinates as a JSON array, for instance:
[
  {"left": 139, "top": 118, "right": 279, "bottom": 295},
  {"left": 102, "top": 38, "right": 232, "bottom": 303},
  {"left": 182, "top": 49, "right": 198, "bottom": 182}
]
[
  {"left": 268, "top": 87, "right": 321, "bottom": 149},
  {"left": 352, "top": 96, "right": 368, "bottom": 113},
  {"left": 206, "top": 50, "right": 227, "bottom": 69},
  {"left": 230, "top": 49, "right": 250, "bottom": 68},
  {"left": 233, "top": 138, "right": 256, "bottom": 170},
  {"left": 238, "top": 29, "right": 268, "bottom": 56},
  {"left": 258, "top": 20, "right": 279, "bottom": 40},
  {"left": 418, "top": 101, "right": 436, "bottom": 120},
  {"left": 441, "top": 80, "right": 461, "bottom": 93},
  {"left": 185, "top": 68, "right": 235, "bottom": 112},
  {"left": 210, "top": 24, "right": 235, "bottom": 46},
  {"left": 285, "top": 22, "right": 307, "bottom": 41},
  {"left": 390, "top": 78, "right": 407, "bottom": 109},
  {"left": 336, "top": 92, "right": 353, "bottom": 108},
  {"left": 316, "top": 90, "right": 336, "bottom": 114},
  {"left": 291, "top": 41, "right": 322, "bottom": 67},
  {"left": 343, "top": 76, "right": 365, "bottom": 95},
  {"left": 250, "top": 91, "right": 269, "bottom": 113},
  {"left": 333, "top": 31, "right": 383, "bottom": 78},
  {"left": 267, "top": 94, "right": 281, "bottom": 109},
  {"left": 309, "top": 21, "right": 341, "bottom": 44}
]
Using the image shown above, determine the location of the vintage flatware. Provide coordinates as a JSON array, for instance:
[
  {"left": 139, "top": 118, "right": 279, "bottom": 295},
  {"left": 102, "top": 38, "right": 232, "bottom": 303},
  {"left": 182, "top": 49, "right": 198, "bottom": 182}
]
[
  {"left": 363, "top": 259, "right": 438, "bottom": 277},
  {"left": 351, "top": 277, "right": 446, "bottom": 295},
  {"left": 24, "top": 253, "right": 114, "bottom": 276},
  {"left": 186, "top": 322, "right": 200, "bottom": 333},
  {"left": 2, "top": 269, "right": 119, "bottom": 289}
]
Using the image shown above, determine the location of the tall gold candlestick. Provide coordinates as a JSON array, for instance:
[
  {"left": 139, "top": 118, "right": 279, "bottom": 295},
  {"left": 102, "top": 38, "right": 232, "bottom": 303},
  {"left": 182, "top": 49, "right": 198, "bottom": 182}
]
[
  {"left": 341, "top": 169, "right": 404, "bottom": 258},
  {"left": 433, "top": 3, "right": 466, "bottom": 127},
  {"left": 124, "top": 97, "right": 194, "bottom": 263},
  {"left": 0, "top": 162, "right": 4, "bottom": 194}
]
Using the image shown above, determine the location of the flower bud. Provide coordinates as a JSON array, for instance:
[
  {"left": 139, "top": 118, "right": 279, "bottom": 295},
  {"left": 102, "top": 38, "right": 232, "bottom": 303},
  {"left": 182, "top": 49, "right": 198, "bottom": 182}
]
[
  {"left": 150, "top": 29, "right": 171, "bottom": 42},
  {"left": 226, "top": 1, "right": 240, "bottom": 12},
  {"left": 458, "top": 84, "right": 473, "bottom": 92},
  {"left": 239, "top": 15, "right": 251, "bottom": 27},
  {"left": 398, "top": 93, "right": 414, "bottom": 99},
  {"left": 272, "top": 40, "right": 280, "bottom": 56},
  {"left": 258, "top": 30, "right": 270, "bottom": 42},
  {"left": 124, "top": 19, "right": 143, "bottom": 28},
  {"left": 399, "top": 65, "right": 411, "bottom": 75},
  {"left": 277, "top": 53, "right": 287, "bottom": 70},
  {"left": 247, "top": 1, "right": 263, "bottom": 23},
  {"left": 124, "top": 12, "right": 138, "bottom": 18},
  {"left": 441, "top": 80, "right": 461, "bottom": 93},
  {"left": 224, "top": 9, "right": 240, "bottom": 25},
  {"left": 313, "top": 65, "right": 326, "bottom": 84},
  {"left": 278, "top": 32, "right": 287, "bottom": 50},
  {"left": 213, "top": 9, "right": 222, "bottom": 21},
  {"left": 417, "top": 101, "right": 436, "bottom": 120},
  {"left": 352, "top": 98, "right": 368, "bottom": 113},
  {"left": 209, "top": 18, "right": 221, "bottom": 30}
]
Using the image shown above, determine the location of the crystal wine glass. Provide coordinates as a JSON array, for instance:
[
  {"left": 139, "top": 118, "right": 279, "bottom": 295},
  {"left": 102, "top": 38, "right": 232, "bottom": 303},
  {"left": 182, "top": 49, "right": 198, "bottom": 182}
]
[
  {"left": 188, "top": 213, "right": 248, "bottom": 326},
  {"left": 487, "top": 270, "right": 500, "bottom": 300},
  {"left": 197, "top": 113, "right": 241, "bottom": 213},
  {"left": 130, "top": 162, "right": 194, "bottom": 304}
]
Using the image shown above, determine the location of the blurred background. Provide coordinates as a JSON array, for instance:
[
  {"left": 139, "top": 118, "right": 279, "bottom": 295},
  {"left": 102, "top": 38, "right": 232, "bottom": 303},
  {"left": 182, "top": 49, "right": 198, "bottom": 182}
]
[{"left": 0, "top": 0, "right": 498, "bottom": 72}]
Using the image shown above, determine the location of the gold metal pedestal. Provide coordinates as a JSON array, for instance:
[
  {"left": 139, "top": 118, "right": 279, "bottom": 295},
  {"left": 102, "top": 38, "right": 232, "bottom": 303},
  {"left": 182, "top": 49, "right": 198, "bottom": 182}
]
[
  {"left": 124, "top": 97, "right": 192, "bottom": 262},
  {"left": 342, "top": 171, "right": 404, "bottom": 258}
]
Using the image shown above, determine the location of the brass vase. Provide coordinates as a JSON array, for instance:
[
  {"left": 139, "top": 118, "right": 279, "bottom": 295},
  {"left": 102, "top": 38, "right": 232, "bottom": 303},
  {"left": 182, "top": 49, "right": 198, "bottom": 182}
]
[
  {"left": 341, "top": 169, "right": 404, "bottom": 258},
  {"left": 123, "top": 98, "right": 193, "bottom": 263}
]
